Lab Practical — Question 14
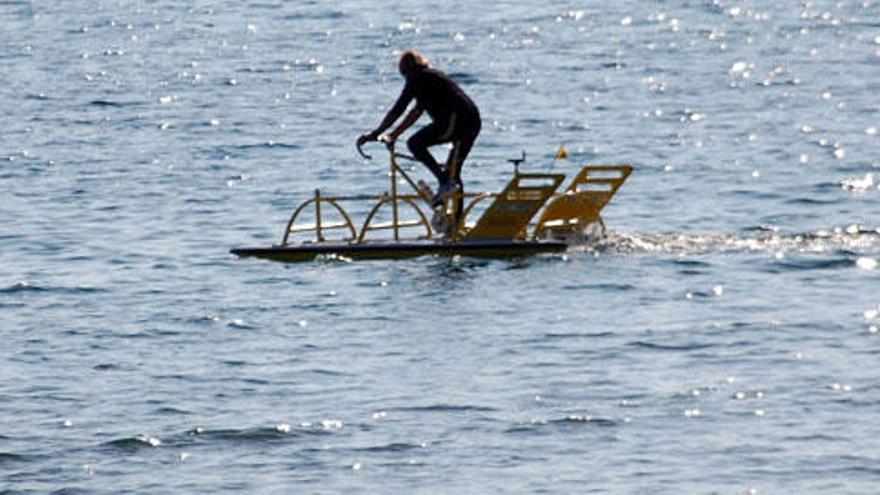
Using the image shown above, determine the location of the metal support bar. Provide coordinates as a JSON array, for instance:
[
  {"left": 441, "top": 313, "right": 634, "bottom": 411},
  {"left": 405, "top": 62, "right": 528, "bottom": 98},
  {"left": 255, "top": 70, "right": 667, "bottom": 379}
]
[{"left": 314, "top": 189, "right": 324, "bottom": 242}]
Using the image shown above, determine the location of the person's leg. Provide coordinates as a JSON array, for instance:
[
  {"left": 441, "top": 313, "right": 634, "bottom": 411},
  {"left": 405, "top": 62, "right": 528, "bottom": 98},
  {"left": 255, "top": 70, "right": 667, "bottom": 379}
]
[
  {"left": 444, "top": 121, "right": 480, "bottom": 223},
  {"left": 407, "top": 123, "right": 446, "bottom": 184},
  {"left": 444, "top": 118, "right": 480, "bottom": 185},
  {"left": 443, "top": 141, "right": 466, "bottom": 223},
  {"left": 445, "top": 138, "right": 471, "bottom": 186}
]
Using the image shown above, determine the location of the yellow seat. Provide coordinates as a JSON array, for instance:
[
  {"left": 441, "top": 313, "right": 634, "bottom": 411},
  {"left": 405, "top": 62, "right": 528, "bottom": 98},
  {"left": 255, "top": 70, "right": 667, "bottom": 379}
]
[
  {"left": 465, "top": 173, "right": 564, "bottom": 240},
  {"left": 534, "top": 165, "right": 632, "bottom": 239}
]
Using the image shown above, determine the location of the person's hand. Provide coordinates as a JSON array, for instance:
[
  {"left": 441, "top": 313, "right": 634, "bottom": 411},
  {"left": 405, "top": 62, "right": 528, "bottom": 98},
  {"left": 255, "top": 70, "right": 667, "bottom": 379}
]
[{"left": 356, "top": 131, "right": 378, "bottom": 148}]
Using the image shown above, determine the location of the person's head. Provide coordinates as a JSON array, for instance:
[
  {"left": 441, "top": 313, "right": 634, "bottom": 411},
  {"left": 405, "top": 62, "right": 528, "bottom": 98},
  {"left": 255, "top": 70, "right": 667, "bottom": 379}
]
[{"left": 398, "top": 50, "right": 429, "bottom": 77}]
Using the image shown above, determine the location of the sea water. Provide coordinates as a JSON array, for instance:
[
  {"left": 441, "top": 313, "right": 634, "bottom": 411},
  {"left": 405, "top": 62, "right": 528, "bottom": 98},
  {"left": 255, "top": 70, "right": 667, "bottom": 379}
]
[{"left": 1, "top": 1, "right": 879, "bottom": 493}]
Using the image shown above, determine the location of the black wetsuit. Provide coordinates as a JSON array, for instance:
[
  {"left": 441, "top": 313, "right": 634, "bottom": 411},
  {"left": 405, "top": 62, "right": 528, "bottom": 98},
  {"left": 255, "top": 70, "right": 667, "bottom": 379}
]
[{"left": 397, "top": 67, "right": 481, "bottom": 187}]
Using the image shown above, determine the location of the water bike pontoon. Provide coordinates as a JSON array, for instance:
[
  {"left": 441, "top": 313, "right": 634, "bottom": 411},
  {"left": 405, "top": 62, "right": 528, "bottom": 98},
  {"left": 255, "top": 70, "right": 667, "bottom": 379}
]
[{"left": 231, "top": 140, "right": 631, "bottom": 262}]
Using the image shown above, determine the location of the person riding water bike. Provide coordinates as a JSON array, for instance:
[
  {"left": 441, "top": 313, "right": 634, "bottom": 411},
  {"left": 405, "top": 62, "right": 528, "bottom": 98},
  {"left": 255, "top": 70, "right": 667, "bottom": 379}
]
[{"left": 357, "top": 50, "right": 481, "bottom": 209}]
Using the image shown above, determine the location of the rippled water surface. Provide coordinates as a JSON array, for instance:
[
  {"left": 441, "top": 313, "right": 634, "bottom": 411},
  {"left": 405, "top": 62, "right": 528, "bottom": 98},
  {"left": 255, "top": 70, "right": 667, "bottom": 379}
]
[{"left": 2, "top": 1, "right": 880, "bottom": 493}]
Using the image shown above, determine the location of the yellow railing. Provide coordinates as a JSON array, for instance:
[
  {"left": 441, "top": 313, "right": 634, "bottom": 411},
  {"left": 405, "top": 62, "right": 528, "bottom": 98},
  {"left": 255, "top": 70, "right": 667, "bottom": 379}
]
[
  {"left": 278, "top": 140, "right": 631, "bottom": 247},
  {"left": 280, "top": 141, "right": 478, "bottom": 245}
]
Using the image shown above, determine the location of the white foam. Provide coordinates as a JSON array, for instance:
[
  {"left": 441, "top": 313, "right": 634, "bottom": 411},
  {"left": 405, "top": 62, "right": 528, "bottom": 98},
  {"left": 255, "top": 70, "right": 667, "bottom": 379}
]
[
  {"left": 841, "top": 173, "right": 874, "bottom": 191},
  {"left": 857, "top": 257, "right": 878, "bottom": 270}
]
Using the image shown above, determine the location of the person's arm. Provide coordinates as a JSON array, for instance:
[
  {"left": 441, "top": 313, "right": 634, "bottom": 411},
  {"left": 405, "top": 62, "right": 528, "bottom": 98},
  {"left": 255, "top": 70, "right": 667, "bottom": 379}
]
[
  {"left": 373, "top": 91, "right": 412, "bottom": 136},
  {"left": 387, "top": 107, "right": 422, "bottom": 142},
  {"left": 357, "top": 83, "right": 415, "bottom": 145}
]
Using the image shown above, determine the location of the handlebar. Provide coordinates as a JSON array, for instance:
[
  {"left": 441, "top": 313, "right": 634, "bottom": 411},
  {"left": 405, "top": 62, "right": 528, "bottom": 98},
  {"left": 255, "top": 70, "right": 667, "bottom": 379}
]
[
  {"left": 356, "top": 141, "right": 373, "bottom": 160},
  {"left": 357, "top": 136, "right": 395, "bottom": 161}
]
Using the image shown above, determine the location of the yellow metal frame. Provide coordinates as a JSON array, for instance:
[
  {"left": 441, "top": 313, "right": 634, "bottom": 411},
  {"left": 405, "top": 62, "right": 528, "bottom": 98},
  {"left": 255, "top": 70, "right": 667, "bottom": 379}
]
[
  {"left": 357, "top": 195, "right": 432, "bottom": 243},
  {"left": 277, "top": 142, "right": 631, "bottom": 248},
  {"left": 281, "top": 189, "right": 358, "bottom": 245}
]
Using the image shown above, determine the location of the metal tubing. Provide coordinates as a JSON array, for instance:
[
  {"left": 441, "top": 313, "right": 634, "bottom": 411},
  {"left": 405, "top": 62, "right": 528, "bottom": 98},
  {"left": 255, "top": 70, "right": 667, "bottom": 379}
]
[
  {"left": 314, "top": 189, "right": 323, "bottom": 242},
  {"left": 390, "top": 149, "right": 400, "bottom": 241}
]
